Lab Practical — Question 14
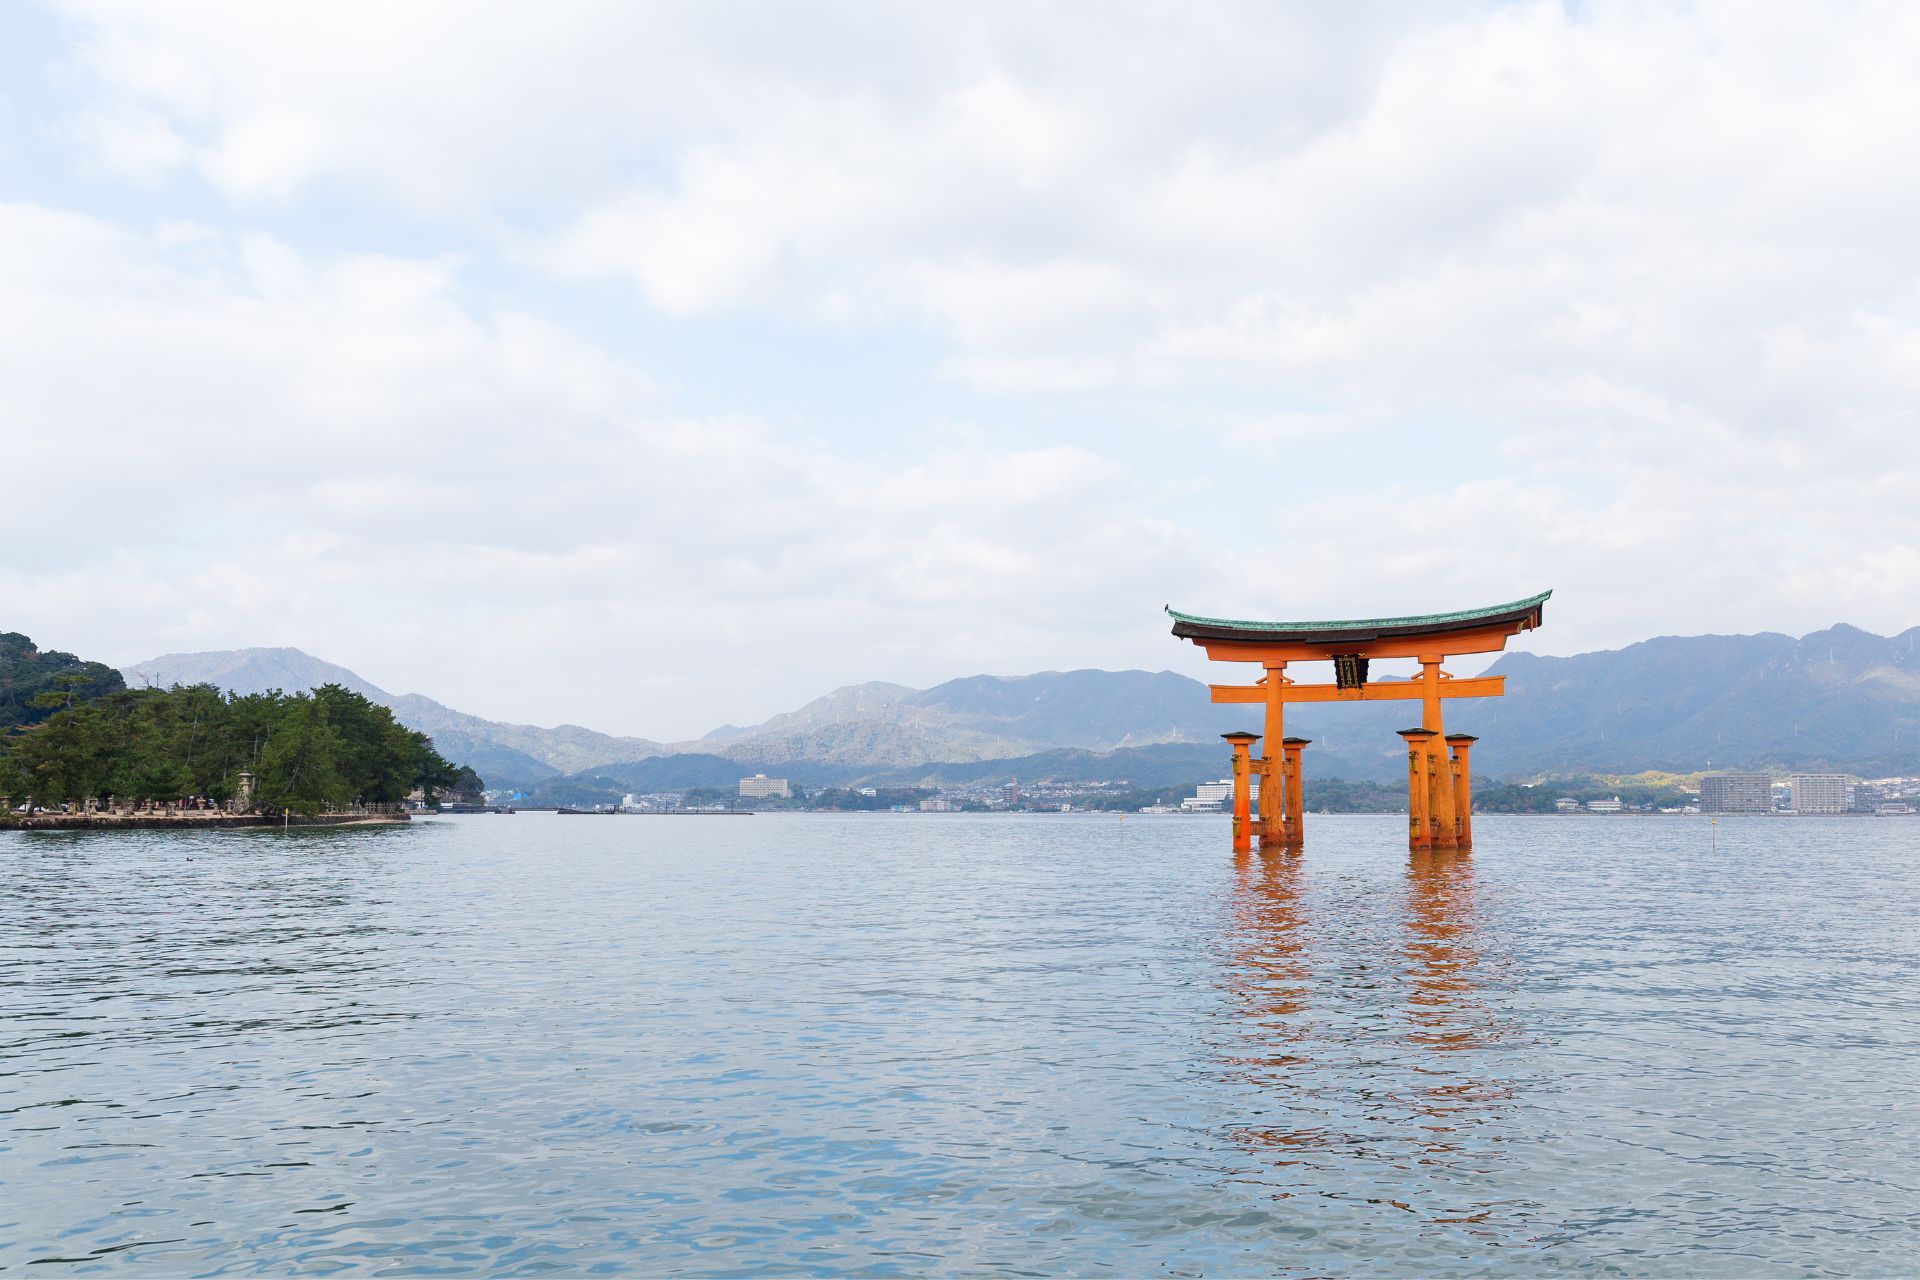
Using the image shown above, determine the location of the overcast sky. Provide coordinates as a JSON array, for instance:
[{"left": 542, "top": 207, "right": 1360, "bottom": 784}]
[{"left": 4, "top": 2, "right": 1917, "bottom": 738}]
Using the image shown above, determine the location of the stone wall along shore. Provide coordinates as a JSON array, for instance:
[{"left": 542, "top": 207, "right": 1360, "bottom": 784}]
[{"left": 0, "top": 812, "right": 411, "bottom": 831}]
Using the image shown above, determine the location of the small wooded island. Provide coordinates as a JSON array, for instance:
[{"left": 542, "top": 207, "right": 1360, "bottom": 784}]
[{"left": 1, "top": 631, "right": 481, "bottom": 829}]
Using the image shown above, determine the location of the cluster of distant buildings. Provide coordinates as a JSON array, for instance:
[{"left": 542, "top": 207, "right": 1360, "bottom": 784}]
[
  {"left": 705, "top": 770, "right": 1919, "bottom": 817},
  {"left": 1554, "top": 772, "right": 1917, "bottom": 816},
  {"left": 920, "top": 778, "right": 1133, "bottom": 812},
  {"left": 728, "top": 774, "right": 1139, "bottom": 813},
  {"left": 1168, "top": 770, "right": 1920, "bottom": 818},
  {"left": 1692, "top": 772, "right": 1916, "bottom": 815},
  {"left": 614, "top": 791, "right": 727, "bottom": 813}
]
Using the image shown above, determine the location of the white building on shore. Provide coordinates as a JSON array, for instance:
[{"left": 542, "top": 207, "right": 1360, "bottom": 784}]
[
  {"left": 1789, "top": 774, "right": 1853, "bottom": 814},
  {"left": 1181, "top": 778, "right": 1260, "bottom": 812}
]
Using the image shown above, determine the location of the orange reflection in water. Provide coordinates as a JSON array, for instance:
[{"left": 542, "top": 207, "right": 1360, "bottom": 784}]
[
  {"left": 1404, "top": 849, "right": 1494, "bottom": 1050},
  {"left": 1216, "top": 850, "right": 1322, "bottom": 1164},
  {"left": 1400, "top": 851, "right": 1520, "bottom": 1173},
  {"left": 1216, "top": 846, "right": 1525, "bottom": 1214},
  {"left": 1224, "top": 849, "right": 1310, "bottom": 1021}
]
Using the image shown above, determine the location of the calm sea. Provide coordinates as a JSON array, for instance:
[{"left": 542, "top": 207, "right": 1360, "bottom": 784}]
[{"left": 3, "top": 813, "right": 1917, "bottom": 1276}]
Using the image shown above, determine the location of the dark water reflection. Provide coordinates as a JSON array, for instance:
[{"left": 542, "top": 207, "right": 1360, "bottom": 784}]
[{"left": 4, "top": 814, "right": 1919, "bottom": 1275}]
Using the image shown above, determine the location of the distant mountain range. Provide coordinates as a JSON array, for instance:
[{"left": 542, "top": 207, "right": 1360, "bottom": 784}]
[
  {"left": 121, "top": 621, "right": 1920, "bottom": 792},
  {"left": 527, "top": 742, "right": 1240, "bottom": 808},
  {"left": 692, "top": 668, "right": 1239, "bottom": 764},
  {"left": 1190, "top": 622, "right": 1920, "bottom": 781},
  {"left": 122, "top": 648, "right": 666, "bottom": 787}
]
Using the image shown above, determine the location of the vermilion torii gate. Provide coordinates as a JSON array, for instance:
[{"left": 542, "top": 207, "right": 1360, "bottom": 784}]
[{"left": 1168, "top": 592, "right": 1550, "bottom": 853}]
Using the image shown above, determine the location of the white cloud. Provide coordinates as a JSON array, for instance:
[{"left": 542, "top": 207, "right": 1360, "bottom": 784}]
[
  {"left": 0, "top": 205, "right": 1225, "bottom": 733},
  {"left": 8, "top": 1, "right": 1920, "bottom": 736},
  {"left": 52, "top": 3, "right": 1920, "bottom": 404}
]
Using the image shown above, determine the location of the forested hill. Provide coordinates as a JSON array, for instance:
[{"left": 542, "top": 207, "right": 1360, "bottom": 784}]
[
  {"left": 1482, "top": 624, "right": 1920, "bottom": 775},
  {"left": 124, "top": 647, "right": 664, "bottom": 786},
  {"left": 1, "top": 632, "right": 125, "bottom": 730},
  {"left": 5, "top": 631, "right": 484, "bottom": 814},
  {"left": 2, "top": 681, "right": 479, "bottom": 815}
]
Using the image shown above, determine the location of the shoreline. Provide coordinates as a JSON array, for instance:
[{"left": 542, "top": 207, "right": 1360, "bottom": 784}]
[{"left": 1, "top": 812, "right": 411, "bottom": 832}]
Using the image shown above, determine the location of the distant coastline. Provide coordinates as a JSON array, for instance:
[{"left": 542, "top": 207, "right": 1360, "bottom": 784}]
[{"left": 0, "top": 810, "right": 409, "bottom": 832}]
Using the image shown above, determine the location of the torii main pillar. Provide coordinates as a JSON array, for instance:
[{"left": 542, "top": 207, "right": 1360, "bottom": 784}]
[
  {"left": 1259, "top": 663, "right": 1285, "bottom": 846},
  {"left": 1167, "top": 592, "right": 1550, "bottom": 853}
]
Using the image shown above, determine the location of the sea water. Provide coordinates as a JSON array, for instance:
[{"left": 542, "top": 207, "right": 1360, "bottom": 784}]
[{"left": 3, "top": 813, "right": 1917, "bottom": 1275}]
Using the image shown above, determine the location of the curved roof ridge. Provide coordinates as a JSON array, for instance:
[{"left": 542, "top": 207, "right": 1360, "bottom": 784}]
[{"left": 1167, "top": 591, "right": 1550, "bottom": 645}]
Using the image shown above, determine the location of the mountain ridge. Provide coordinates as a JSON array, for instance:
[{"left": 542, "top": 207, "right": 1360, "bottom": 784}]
[
  {"left": 122, "top": 648, "right": 667, "bottom": 785},
  {"left": 121, "top": 620, "right": 1920, "bottom": 790},
  {"left": 690, "top": 667, "right": 1248, "bottom": 766}
]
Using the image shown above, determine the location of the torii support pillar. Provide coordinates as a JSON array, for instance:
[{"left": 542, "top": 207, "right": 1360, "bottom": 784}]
[
  {"left": 1280, "top": 737, "right": 1310, "bottom": 849},
  {"left": 1222, "top": 731, "right": 1259, "bottom": 853},
  {"left": 1399, "top": 729, "right": 1439, "bottom": 852},
  {"left": 1446, "top": 734, "right": 1477, "bottom": 849}
]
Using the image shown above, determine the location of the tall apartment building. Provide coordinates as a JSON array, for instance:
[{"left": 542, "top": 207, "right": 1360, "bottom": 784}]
[
  {"left": 1700, "top": 772, "right": 1771, "bottom": 813},
  {"left": 738, "top": 774, "right": 790, "bottom": 799},
  {"left": 1789, "top": 773, "right": 1854, "bottom": 814}
]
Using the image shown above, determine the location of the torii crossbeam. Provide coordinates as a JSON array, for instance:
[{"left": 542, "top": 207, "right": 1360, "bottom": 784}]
[{"left": 1169, "top": 591, "right": 1550, "bottom": 853}]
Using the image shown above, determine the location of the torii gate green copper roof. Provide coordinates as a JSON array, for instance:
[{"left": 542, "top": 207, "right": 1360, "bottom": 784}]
[{"left": 1167, "top": 590, "right": 1550, "bottom": 646}]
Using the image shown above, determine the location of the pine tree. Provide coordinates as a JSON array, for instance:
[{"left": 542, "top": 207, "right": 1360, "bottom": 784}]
[{"left": 255, "top": 697, "right": 351, "bottom": 816}]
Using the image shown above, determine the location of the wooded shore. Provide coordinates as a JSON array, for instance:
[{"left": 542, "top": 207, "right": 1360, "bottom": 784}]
[{"left": 1, "top": 810, "right": 410, "bottom": 831}]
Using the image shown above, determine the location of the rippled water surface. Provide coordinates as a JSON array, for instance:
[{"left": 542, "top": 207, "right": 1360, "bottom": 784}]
[{"left": 4, "top": 813, "right": 1919, "bottom": 1275}]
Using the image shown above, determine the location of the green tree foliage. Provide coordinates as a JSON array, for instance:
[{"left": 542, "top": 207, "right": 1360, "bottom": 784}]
[
  {"left": 1470, "top": 781, "right": 1565, "bottom": 814},
  {"left": 310, "top": 684, "right": 455, "bottom": 804},
  {"left": 255, "top": 696, "right": 350, "bottom": 817},
  {"left": 448, "top": 765, "right": 486, "bottom": 804},
  {"left": 0, "top": 632, "right": 125, "bottom": 730},
  {"left": 1298, "top": 778, "right": 1408, "bottom": 813},
  {"left": 0, "top": 683, "right": 475, "bottom": 813},
  {"left": 1472, "top": 773, "right": 1700, "bottom": 813},
  {"left": 786, "top": 787, "right": 935, "bottom": 811}
]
